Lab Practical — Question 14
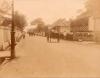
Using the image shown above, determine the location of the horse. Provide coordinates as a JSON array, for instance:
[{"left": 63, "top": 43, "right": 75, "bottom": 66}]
[
  {"left": 28, "top": 31, "right": 35, "bottom": 37},
  {"left": 47, "top": 30, "right": 60, "bottom": 43}
]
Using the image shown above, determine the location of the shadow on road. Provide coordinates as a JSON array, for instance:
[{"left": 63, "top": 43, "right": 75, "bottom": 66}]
[
  {"left": 0, "top": 56, "right": 20, "bottom": 66},
  {"left": 0, "top": 58, "right": 5, "bottom": 65}
]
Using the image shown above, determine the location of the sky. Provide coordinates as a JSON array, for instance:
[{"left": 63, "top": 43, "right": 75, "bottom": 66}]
[{"left": 14, "top": 0, "right": 86, "bottom": 24}]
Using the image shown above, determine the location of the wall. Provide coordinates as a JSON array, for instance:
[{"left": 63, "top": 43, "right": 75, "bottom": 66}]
[
  {"left": 94, "top": 18, "right": 100, "bottom": 42},
  {"left": 0, "top": 26, "right": 22, "bottom": 50},
  {"left": 88, "top": 0, "right": 100, "bottom": 42}
]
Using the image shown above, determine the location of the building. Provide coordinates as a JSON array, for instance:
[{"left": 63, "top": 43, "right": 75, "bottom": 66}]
[
  {"left": 52, "top": 19, "right": 70, "bottom": 34},
  {"left": 87, "top": 0, "right": 100, "bottom": 42},
  {"left": 0, "top": 12, "right": 11, "bottom": 50},
  {"left": 70, "top": 17, "right": 89, "bottom": 32},
  {"left": 70, "top": 12, "right": 94, "bottom": 41}
]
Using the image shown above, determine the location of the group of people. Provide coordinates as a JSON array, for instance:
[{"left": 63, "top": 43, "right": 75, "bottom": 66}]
[
  {"left": 22, "top": 28, "right": 61, "bottom": 43},
  {"left": 46, "top": 29, "right": 60, "bottom": 43}
]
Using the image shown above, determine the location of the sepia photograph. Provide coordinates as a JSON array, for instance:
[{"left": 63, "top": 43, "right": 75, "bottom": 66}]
[{"left": 0, "top": 0, "right": 100, "bottom": 78}]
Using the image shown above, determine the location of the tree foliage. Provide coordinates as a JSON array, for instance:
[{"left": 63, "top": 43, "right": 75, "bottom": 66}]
[
  {"left": 14, "top": 12, "right": 27, "bottom": 30},
  {"left": 1, "top": 12, "right": 27, "bottom": 30},
  {"left": 31, "top": 18, "right": 44, "bottom": 25},
  {"left": 31, "top": 18, "right": 45, "bottom": 32}
]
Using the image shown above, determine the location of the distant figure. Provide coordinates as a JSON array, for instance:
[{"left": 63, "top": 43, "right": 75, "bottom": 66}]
[
  {"left": 46, "top": 29, "right": 51, "bottom": 42},
  {"left": 23, "top": 34, "right": 25, "bottom": 39},
  {"left": 22, "top": 32, "right": 26, "bottom": 39},
  {"left": 63, "top": 31, "right": 67, "bottom": 39}
]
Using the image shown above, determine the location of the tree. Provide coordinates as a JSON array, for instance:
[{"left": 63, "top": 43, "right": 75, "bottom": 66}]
[
  {"left": 14, "top": 12, "right": 27, "bottom": 30},
  {"left": 0, "top": 0, "right": 27, "bottom": 30},
  {"left": 31, "top": 18, "right": 44, "bottom": 25},
  {"left": 31, "top": 18, "right": 45, "bottom": 32},
  {"left": 1, "top": 11, "right": 27, "bottom": 30}
]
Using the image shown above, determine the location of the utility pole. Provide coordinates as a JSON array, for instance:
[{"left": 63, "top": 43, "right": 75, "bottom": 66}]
[{"left": 11, "top": 0, "right": 15, "bottom": 59}]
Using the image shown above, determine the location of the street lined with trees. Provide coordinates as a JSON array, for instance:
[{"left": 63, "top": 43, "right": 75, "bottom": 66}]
[{"left": 0, "top": 0, "right": 100, "bottom": 77}]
